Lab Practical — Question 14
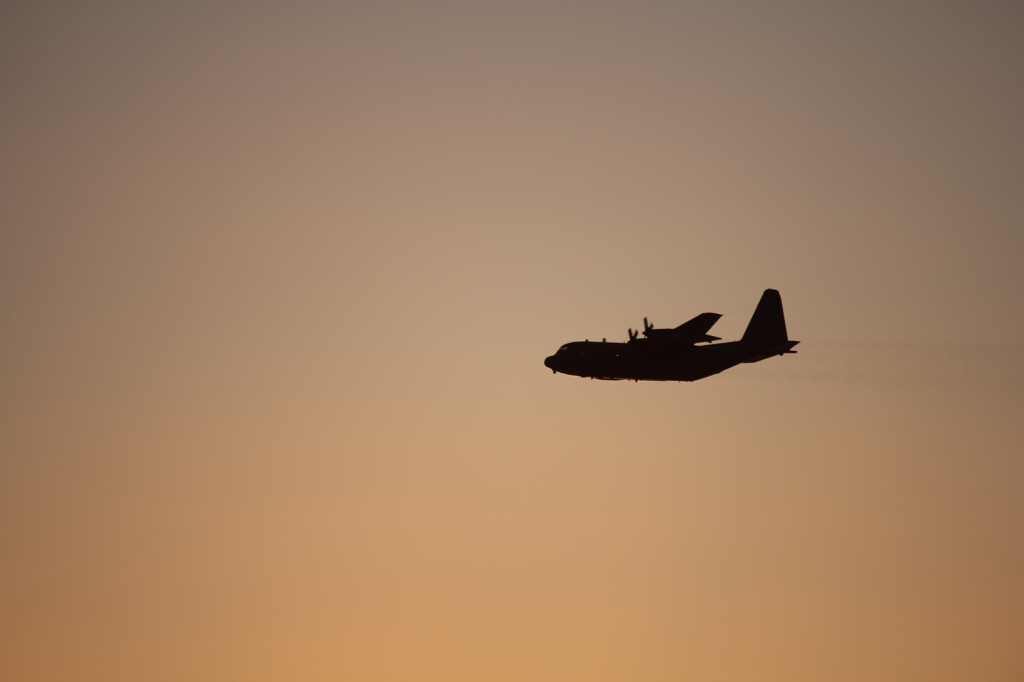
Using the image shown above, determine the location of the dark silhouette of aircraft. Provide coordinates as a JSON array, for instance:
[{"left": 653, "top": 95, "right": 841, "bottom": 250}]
[{"left": 544, "top": 289, "right": 798, "bottom": 382}]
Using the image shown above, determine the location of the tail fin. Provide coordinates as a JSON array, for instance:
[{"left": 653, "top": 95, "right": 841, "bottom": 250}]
[{"left": 741, "top": 289, "right": 789, "bottom": 345}]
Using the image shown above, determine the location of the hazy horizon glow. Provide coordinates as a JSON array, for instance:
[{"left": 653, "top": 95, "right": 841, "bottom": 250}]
[{"left": 2, "top": 2, "right": 1022, "bottom": 680}]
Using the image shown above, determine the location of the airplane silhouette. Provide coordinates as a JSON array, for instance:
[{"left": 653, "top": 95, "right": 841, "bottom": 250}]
[{"left": 544, "top": 289, "right": 798, "bottom": 382}]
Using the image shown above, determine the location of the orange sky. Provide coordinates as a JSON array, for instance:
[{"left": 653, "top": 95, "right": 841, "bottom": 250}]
[{"left": 2, "top": 2, "right": 1022, "bottom": 681}]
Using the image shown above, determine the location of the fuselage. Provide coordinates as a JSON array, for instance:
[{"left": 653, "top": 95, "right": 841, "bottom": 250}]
[
  {"left": 545, "top": 289, "right": 798, "bottom": 382},
  {"left": 543, "top": 338, "right": 799, "bottom": 382}
]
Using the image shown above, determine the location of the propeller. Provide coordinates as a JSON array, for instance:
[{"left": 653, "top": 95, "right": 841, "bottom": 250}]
[
  {"left": 643, "top": 317, "right": 653, "bottom": 336},
  {"left": 628, "top": 328, "right": 638, "bottom": 341}
]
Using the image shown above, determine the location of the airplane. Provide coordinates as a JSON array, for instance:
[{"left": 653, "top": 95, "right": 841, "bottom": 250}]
[{"left": 543, "top": 289, "right": 798, "bottom": 382}]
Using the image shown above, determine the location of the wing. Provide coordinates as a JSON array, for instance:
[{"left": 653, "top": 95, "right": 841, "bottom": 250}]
[
  {"left": 668, "top": 312, "right": 722, "bottom": 344},
  {"left": 644, "top": 312, "right": 722, "bottom": 344}
]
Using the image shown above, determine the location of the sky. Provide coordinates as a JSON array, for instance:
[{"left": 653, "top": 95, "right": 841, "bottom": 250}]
[{"left": 1, "top": 1, "right": 1022, "bottom": 680}]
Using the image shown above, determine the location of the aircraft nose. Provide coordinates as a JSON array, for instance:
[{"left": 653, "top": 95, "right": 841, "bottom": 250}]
[{"left": 544, "top": 355, "right": 555, "bottom": 370}]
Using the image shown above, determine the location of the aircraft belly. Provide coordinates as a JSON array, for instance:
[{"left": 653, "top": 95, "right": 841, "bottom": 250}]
[{"left": 569, "top": 349, "right": 741, "bottom": 382}]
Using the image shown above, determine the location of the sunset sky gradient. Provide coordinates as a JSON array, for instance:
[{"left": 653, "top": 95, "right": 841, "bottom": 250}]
[{"left": 2, "top": 2, "right": 1023, "bottom": 680}]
